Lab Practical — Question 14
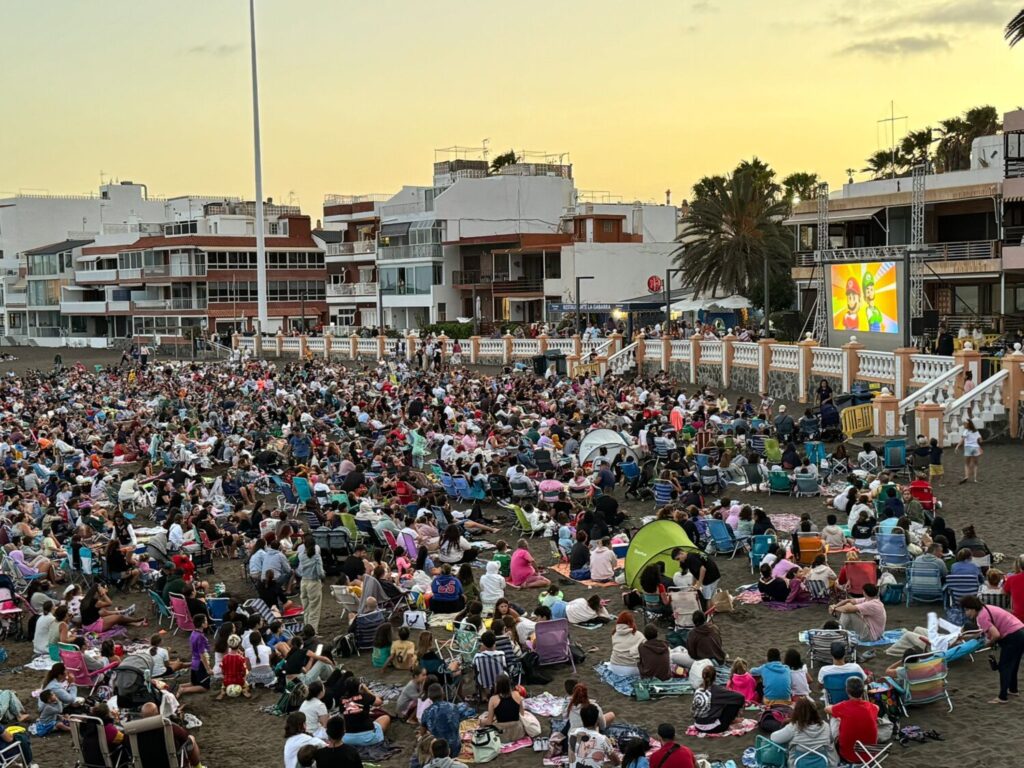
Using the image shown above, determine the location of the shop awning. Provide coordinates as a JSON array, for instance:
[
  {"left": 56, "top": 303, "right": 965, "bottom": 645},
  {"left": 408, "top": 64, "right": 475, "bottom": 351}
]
[{"left": 783, "top": 207, "right": 884, "bottom": 226}]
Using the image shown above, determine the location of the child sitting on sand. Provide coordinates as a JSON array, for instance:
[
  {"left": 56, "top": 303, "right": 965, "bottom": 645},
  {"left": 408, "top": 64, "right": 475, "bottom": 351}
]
[
  {"left": 371, "top": 624, "right": 393, "bottom": 668},
  {"left": 492, "top": 541, "right": 511, "bottom": 577},
  {"left": 726, "top": 658, "right": 757, "bottom": 703},
  {"left": 217, "top": 633, "right": 252, "bottom": 700},
  {"left": 388, "top": 626, "right": 418, "bottom": 670}
]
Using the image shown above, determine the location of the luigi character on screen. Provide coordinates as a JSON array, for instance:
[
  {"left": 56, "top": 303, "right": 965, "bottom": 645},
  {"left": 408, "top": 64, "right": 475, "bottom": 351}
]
[
  {"left": 862, "top": 271, "right": 883, "bottom": 332},
  {"left": 843, "top": 277, "right": 861, "bottom": 330}
]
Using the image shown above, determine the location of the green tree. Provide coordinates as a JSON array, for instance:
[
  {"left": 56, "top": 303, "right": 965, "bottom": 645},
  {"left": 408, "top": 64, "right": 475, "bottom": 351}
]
[
  {"left": 734, "top": 157, "right": 781, "bottom": 199},
  {"left": 691, "top": 175, "right": 728, "bottom": 202},
  {"left": 672, "top": 173, "right": 793, "bottom": 330},
  {"left": 781, "top": 172, "right": 820, "bottom": 203},
  {"left": 899, "top": 128, "right": 934, "bottom": 168},
  {"left": 964, "top": 105, "right": 1001, "bottom": 145},
  {"left": 1009, "top": 8, "right": 1024, "bottom": 46},
  {"left": 489, "top": 150, "right": 518, "bottom": 173},
  {"left": 935, "top": 117, "right": 969, "bottom": 172},
  {"left": 863, "top": 149, "right": 905, "bottom": 179}
]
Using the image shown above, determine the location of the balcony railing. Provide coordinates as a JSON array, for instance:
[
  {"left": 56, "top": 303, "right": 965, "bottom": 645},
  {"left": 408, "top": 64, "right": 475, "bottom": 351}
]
[
  {"left": 142, "top": 263, "right": 208, "bottom": 278},
  {"left": 132, "top": 297, "right": 208, "bottom": 311},
  {"left": 380, "top": 285, "right": 431, "bottom": 296},
  {"left": 796, "top": 239, "right": 1000, "bottom": 266},
  {"left": 490, "top": 274, "right": 544, "bottom": 293},
  {"left": 60, "top": 300, "right": 109, "bottom": 314},
  {"left": 6, "top": 293, "right": 27, "bottom": 306},
  {"left": 327, "top": 282, "right": 377, "bottom": 297},
  {"left": 377, "top": 244, "right": 442, "bottom": 261},
  {"left": 326, "top": 241, "right": 376, "bottom": 257},
  {"left": 76, "top": 268, "right": 119, "bottom": 283},
  {"left": 324, "top": 193, "right": 391, "bottom": 206}
]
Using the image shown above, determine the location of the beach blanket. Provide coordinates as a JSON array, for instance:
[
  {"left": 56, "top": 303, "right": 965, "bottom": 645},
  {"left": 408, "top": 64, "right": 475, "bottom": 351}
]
[
  {"left": 23, "top": 656, "right": 56, "bottom": 671},
  {"left": 797, "top": 628, "right": 904, "bottom": 647},
  {"left": 593, "top": 662, "right": 730, "bottom": 697},
  {"left": 354, "top": 740, "right": 402, "bottom": 762},
  {"left": 573, "top": 619, "right": 610, "bottom": 630},
  {"left": 767, "top": 514, "right": 802, "bottom": 533},
  {"left": 764, "top": 600, "right": 815, "bottom": 612},
  {"left": 549, "top": 560, "right": 624, "bottom": 587},
  {"left": 365, "top": 682, "right": 404, "bottom": 702},
  {"left": 685, "top": 718, "right": 758, "bottom": 738},
  {"left": 524, "top": 692, "right": 568, "bottom": 717}
]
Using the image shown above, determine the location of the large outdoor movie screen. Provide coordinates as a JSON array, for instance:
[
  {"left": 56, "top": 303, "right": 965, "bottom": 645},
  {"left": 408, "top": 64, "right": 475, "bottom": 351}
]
[{"left": 830, "top": 261, "right": 899, "bottom": 335}]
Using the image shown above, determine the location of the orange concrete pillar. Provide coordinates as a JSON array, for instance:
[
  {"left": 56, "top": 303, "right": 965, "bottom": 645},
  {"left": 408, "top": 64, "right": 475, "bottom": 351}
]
[
  {"left": 893, "top": 347, "right": 915, "bottom": 400},
  {"left": 661, "top": 336, "right": 671, "bottom": 372},
  {"left": 231, "top": 333, "right": 240, "bottom": 350},
  {"left": 377, "top": 335, "right": 386, "bottom": 360},
  {"left": 872, "top": 389, "right": 900, "bottom": 437},
  {"left": 470, "top": 336, "right": 480, "bottom": 365},
  {"left": 841, "top": 337, "right": 864, "bottom": 392},
  {"left": 953, "top": 343, "right": 982, "bottom": 397},
  {"left": 915, "top": 401, "right": 945, "bottom": 447},
  {"left": 323, "top": 334, "right": 332, "bottom": 359},
  {"left": 503, "top": 333, "right": 514, "bottom": 365},
  {"left": 635, "top": 335, "right": 646, "bottom": 368},
  {"left": 690, "top": 333, "right": 703, "bottom": 385},
  {"left": 757, "top": 337, "right": 776, "bottom": 396},
  {"left": 797, "top": 335, "right": 817, "bottom": 403},
  {"left": 252, "top": 333, "right": 263, "bottom": 358},
  {"left": 1001, "top": 344, "right": 1024, "bottom": 438},
  {"left": 299, "top": 334, "right": 308, "bottom": 358},
  {"left": 538, "top": 333, "right": 548, "bottom": 354},
  {"left": 349, "top": 334, "right": 358, "bottom": 360},
  {"left": 275, "top": 331, "right": 284, "bottom": 357},
  {"left": 721, "top": 333, "right": 735, "bottom": 389}
]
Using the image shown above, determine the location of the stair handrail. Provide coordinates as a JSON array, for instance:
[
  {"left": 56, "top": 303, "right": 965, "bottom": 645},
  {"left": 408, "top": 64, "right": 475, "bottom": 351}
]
[
  {"left": 898, "top": 364, "right": 962, "bottom": 413},
  {"left": 606, "top": 341, "right": 638, "bottom": 375},
  {"left": 941, "top": 368, "right": 1008, "bottom": 445}
]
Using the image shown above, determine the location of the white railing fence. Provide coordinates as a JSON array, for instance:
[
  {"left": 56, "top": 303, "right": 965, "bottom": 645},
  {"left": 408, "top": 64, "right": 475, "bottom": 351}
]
[
  {"left": 770, "top": 344, "right": 799, "bottom": 371},
  {"left": 607, "top": 342, "right": 638, "bottom": 376},
  {"left": 909, "top": 354, "right": 956, "bottom": 386},
  {"left": 942, "top": 368, "right": 1007, "bottom": 446},
  {"left": 857, "top": 350, "right": 896, "bottom": 381},
  {"left": 699, "top": 339, "right": 723, "bottom": 364},
  {"left": 732, "top": 341, "right": 758, "bottom": 367},
  {"left": 811, "top": 347, "right": 842, "bottom": 375}
]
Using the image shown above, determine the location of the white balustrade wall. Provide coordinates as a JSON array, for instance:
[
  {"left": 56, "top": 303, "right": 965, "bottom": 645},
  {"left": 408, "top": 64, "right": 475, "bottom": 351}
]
[
  {"left": 699, "top": 339, "right": 723, "bottom": 363},
  {"left": 857, "top": 350, "right": 896, "bottom": 382},
  {"left": 732, "top": 342, "right": 758, "bottom": 367},
  {"left": 909, "top": 354, "right": 956, "bottom": 386},
  {"left": 770, "top": 344, "right": 799, "bottom": 371},
  {"left": 811, "top": 347, "right": 842, "bottom": 375}
]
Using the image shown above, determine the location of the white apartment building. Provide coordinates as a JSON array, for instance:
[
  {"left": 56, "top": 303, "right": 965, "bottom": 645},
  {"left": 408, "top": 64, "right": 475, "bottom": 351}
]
[{"left": 324, "top": 152, "right": 680, "bottom": 331}]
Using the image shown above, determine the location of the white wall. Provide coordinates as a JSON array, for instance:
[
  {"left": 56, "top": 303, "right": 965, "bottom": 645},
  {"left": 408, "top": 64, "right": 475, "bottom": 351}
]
[
  {"left": 551, "top": 242, "right": 679, "bottom": 302},
  {"left": 837, "top": 164, "right": 1003, "bottom": 200},
  {"left": 435, "top": 175, "right": 572, "bottom": 240},
  {"left": 581, "top": 203, "right": 677, "bottom": 242}
]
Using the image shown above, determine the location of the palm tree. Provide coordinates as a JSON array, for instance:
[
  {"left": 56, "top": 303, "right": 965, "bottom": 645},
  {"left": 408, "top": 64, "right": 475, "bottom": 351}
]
[
  {"left": 489, "top": 150, "right": 518, "bottom": 173},
  {"left": 691, "top": 175, "right": 728, "bottom": 202},
  {"left": 863, "top": 149, "right": 905, "bottom": 180},
  {"left": 935, "top": 117, "right": 969, "bottom": 172},
  {"left": 899, "top": 128, "right": 934, "bottom": 169},
  {"left": 781, "top": 172, "right": 820, "bottom": 203},
  {"left": 672, "top": 173, "right": 792, "bottom": 332},
  {"left": 1007, "top": 9, "right": 1024, "bottom": 46},
  {"left": 964, "top": 105, "right": 1002, "bottom": 144},
  {"left": 735, "top": 157, "right": 780, "bottom": 199}
]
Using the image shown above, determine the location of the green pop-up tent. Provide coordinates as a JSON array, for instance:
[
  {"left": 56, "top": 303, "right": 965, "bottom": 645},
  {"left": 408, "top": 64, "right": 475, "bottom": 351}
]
[{"left": 623, "top": 520, "right": 701, "bottom": 589}]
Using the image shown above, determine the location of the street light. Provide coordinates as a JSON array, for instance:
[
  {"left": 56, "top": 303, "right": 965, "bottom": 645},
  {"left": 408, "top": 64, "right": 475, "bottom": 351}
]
[
  {"left": 575, "top": 275, "right": 594, "bottom": 336},
  {"left": 665, "top": 267, "right": 684, "bottom": 335}
]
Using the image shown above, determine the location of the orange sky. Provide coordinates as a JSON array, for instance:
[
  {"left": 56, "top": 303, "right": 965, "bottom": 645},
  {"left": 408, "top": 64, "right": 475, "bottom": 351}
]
[{"left": 1, "top": 0, "right": 1021, "bottom": 215}]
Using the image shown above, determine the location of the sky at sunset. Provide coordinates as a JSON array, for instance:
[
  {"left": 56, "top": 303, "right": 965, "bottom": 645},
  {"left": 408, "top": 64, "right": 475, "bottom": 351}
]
[{"left": 1, "top": 0, "right": 1021, "bottom": 214}]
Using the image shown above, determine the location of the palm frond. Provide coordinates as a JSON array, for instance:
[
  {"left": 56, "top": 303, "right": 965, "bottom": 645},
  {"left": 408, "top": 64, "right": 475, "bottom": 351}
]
[{"left": 1007, "top": 9, "right": 1024, "bottom": 46}]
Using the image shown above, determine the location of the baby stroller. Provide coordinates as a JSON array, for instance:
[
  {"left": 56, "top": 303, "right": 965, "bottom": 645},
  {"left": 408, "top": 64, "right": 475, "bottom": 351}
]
[
  {"left": 0, "top": 574, "right": 23, "bottom": 640},
  {"left": 113, "top": 654, "right": 161, "bottom": 720},
  {"left": 818, "top": 402, "right": 843, "bottom": 443}
]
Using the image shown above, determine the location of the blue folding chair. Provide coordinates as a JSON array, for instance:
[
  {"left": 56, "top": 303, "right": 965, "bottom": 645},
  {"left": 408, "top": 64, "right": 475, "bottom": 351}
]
[
  {"left": 822, "top": 670, "right": 865, "bottom": 706},
  {"left": 293, "top": 477, "right": 314, "bottom": 504},
  {"left": 694, "top": 453, "right": 710, "bottom": 470},
  {"left": 883, "top": 439, "right": 909, "bottom": 480},
  {"left": 876, "top": 529, "right": 911, "bottom": 573},
  {"left": 804, "top": 441, "right": 827, "bottom": 466},
  {"left": 652, "top": 481, "right": 674, "bottom": 508},
  {"left": 706, "top": 518, "right": 744, "bottom": 558},
  {"left": 905, "top": 560, "right": 947, "bottom": 606},
  {"left": 749, "top": 534, "right": 776, "bottom": 574},
  {"left": 452, "top": 476, "right": 476, "bottom": 503},
  {"left": 207, "top": 597, "right": 230, "bottom": 628},
  {"left": 440, "top": 473, "right": 459, "bottom": 499}
]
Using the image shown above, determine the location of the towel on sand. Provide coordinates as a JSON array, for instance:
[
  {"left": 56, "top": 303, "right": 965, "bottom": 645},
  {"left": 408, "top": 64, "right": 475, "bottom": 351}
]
[
  {"left": 685, "top": 718, "right": 758, "bottom": 738},
  {"left": 549, "top": 560, "right": 624, "bottom": 588}
]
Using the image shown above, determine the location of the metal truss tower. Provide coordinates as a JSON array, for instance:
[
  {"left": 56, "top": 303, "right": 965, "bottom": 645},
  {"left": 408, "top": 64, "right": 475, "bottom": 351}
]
[{"left": 812, "top": 182, "right": 830, "bottom": 343}]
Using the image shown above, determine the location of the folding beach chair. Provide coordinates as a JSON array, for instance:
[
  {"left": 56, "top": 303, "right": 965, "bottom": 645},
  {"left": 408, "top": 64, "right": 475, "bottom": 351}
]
[
  {"left": 908, "top": 482, "right": 937, "bottom": 514},
  {"left": 60, "top": 649, "right": 119, "bottom": 697},
  {"left": 70, "top": 714, "right": 131, "bottom": 768},
  {"left": 670, "top": 588, "right": 702, "bottom": 629},
  {"left": 510, "top": 477, "right": 538, "bottom": 503},
  {"left": 793, "top": 474, "right": 821, "bottom": 498},
  {"left": 743, "top": 462, "right": 766, "bottom": 492},
  {"left": 767, "top": 470, "right": 792, "bottom": 496},
  {"left": 764, "top": 438, "right": 783, "bottom": 464},
  {"left": 652, "top": 481, "right": 675, "bottom": 508},
  {"left": 883, "top": 439, "right": 909, "bottom": 480},
  {"left": 795, "top": 532, "right": 825, "bottom": 566},
  {"left": 852, "top": 741, "right": 891, "bottom": 767},
  {"left": 706, "top": 519, "right": 744, "bottom": 558},
  {"left": 804, "top": 441, "right": 827, "bottom": 466},
  {"left": 905, "top": 560, "right": 946, "bottom": 606},
  {"left": 293, "top": 476, "right": 314, "bottom": 506},
  {"left": 168, "top": 595, "right": 197, "bottom": 636},
  {"left": 339, "top": 513, "right": 366, "bottom": 547},
  {"left": 944, "top": 572, "right": 982, "bottom": 624},
  {"left": 148, "top": 590, "right": 172, "bottom": 629},
  {"left": 498, "top": 501, "right": 538, "bottom": 538},
  {"left": 748, "top": 434, "right": 767, "bottom": 455},
  {"left": 698, "top": 467, "right": 720, "bottom": 495},
  {"left": 839, "top": 561, "right": 877, "bottom": 598},
  {"left": 534, "top": 618, "right": 575, "bottom": 672},
  {"left": 452, "top": 476, "right": 475, "bottom": 503},
  {"left": 206, "top": 597, "right": 230, "bottom": 628},
  {"left": 753, "top": 735, "right": 788, "bottom": 768},
  {"left": 440, "top": 473, "right": 458, "bottom": 500},
  {"left": 791, "top": 748, "right": 830, "bottom": 768},
  {"left": 437, "top": 620, "right": 479, "bottom": 668},
  {"left": 876, "top": 530, "right": 911, "bottom": 574},
  {"left": 123, "top": 716, "right": 187, "bottom": 768},
  {"left": 821, "top": 669, "right": 866, "bottom": 706},
  {"left": 805, "top": 628, "right": 858, "bottom": 668},
  {"left": 891, "top": 652, "right": 954, "bottom": 713},
  {"left": 749, "top": 534, "right": 777, "bottom": 574},
  {"left": 400, "top": 532, "right": 420, "bottom": 562}
]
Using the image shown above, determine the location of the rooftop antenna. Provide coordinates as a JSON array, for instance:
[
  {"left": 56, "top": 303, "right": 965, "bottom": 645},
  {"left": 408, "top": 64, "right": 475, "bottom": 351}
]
[
  {"left": 877, "top": 100, "right": 907, "bottom": 180},
  {"left": 482, "top": 138, "right": 490, "bottom": 165},
  {"left": 99, "top": 170, "right": 107, "bottom": 187}
]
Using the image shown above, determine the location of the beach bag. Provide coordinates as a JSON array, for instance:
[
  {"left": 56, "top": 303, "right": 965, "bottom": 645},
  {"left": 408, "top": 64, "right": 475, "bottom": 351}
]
[
  {"left": 332, "top": 632, "right": 358, "bottom": 659},
  {"left": 877, "top": 717, "right": 894, "bottom": 744},
  {"left": 403, "top": 610, "right": 427, "bottom": 630},
  {"left": 472, "top": 726, "right": 502, "bottom": 763},
  {"left": 569, "top": 642, "right": 587, "bottom": 665},
  {"left": 710, "top": 589, "right": 734, "bottom": 613},
  {"left": 758, "top": 705, "right": 792, "bottom": 734}
]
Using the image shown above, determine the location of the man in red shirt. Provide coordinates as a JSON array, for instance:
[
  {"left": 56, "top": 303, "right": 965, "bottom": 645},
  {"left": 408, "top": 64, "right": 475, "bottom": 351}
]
[
  {"left": 825, "top": 676, "right": 878, "bottom": 764},
  {"left": 648, "top": 723, "right": 697, "bottom": 768},
  {"left": 1004, "top": 556, "right": 1024, "bottom": 622}
]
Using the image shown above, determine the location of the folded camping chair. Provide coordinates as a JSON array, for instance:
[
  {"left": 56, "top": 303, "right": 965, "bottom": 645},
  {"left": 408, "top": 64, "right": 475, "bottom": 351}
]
[
  {"left": 795, "top": 533, "right": 825, "bottom": 566},
  {"left": 876, "top": 530, "right": 911, "bottom": 573},
  {"left": 70, "top": 714, "right": 131, "bottom": 768},
  {"left": 891, "top": 651, "right": 954, "bottom": 713},
  {"left": 652, "top": 481, "right": 675, "bottom": 508},
  {"left": 748, "top": 534, "right": 776, "bottom": 574},
  {"left": 534, "top": 617, "right": 575, "bottom": 672},
  {"left": 805, "top": 628, "right": 858, "bottom": 668},
  {"left": 168, "top": 595, "right": 197, "bottom": 636},
  {"left": 60, "top": 649, "right": 119, "bottom": 697},
  {"left": 706, "top": 519, "right": 744, "bottom": 558},
  {"left": 793, "top": 474, "right": 821, "bottom": 498},
  {"left": 822, "top": 669, "right": 866, "bottom": 706},
  {"left": 905, "top": 560, "right": 947, "bottom": 606},
  {"left": 742, "top": 462, "right": 766, "bottom": 492},
  {"left": 670, "top": 588, "right": 702, "bottom": 629},
  {"left": 852, "top": 741, "right": 891, "bottom": 767},
  {"left": 767, "top": 470, "right": 792, "bottom": 496},
  {"left": 883, "top": 439, "right": 909, "bottom": 480},
  {"left": 123, "top": 716, "right": 187, "bottom": 768},
  {"left": 839, "top": 561, "right": 877, "bottom": 598},
  {"left": 148, "top": 590, "right": 172, "bottom": 628},
  {"left": 753, "top": 735, "right": 789, "bottom": 768}
]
